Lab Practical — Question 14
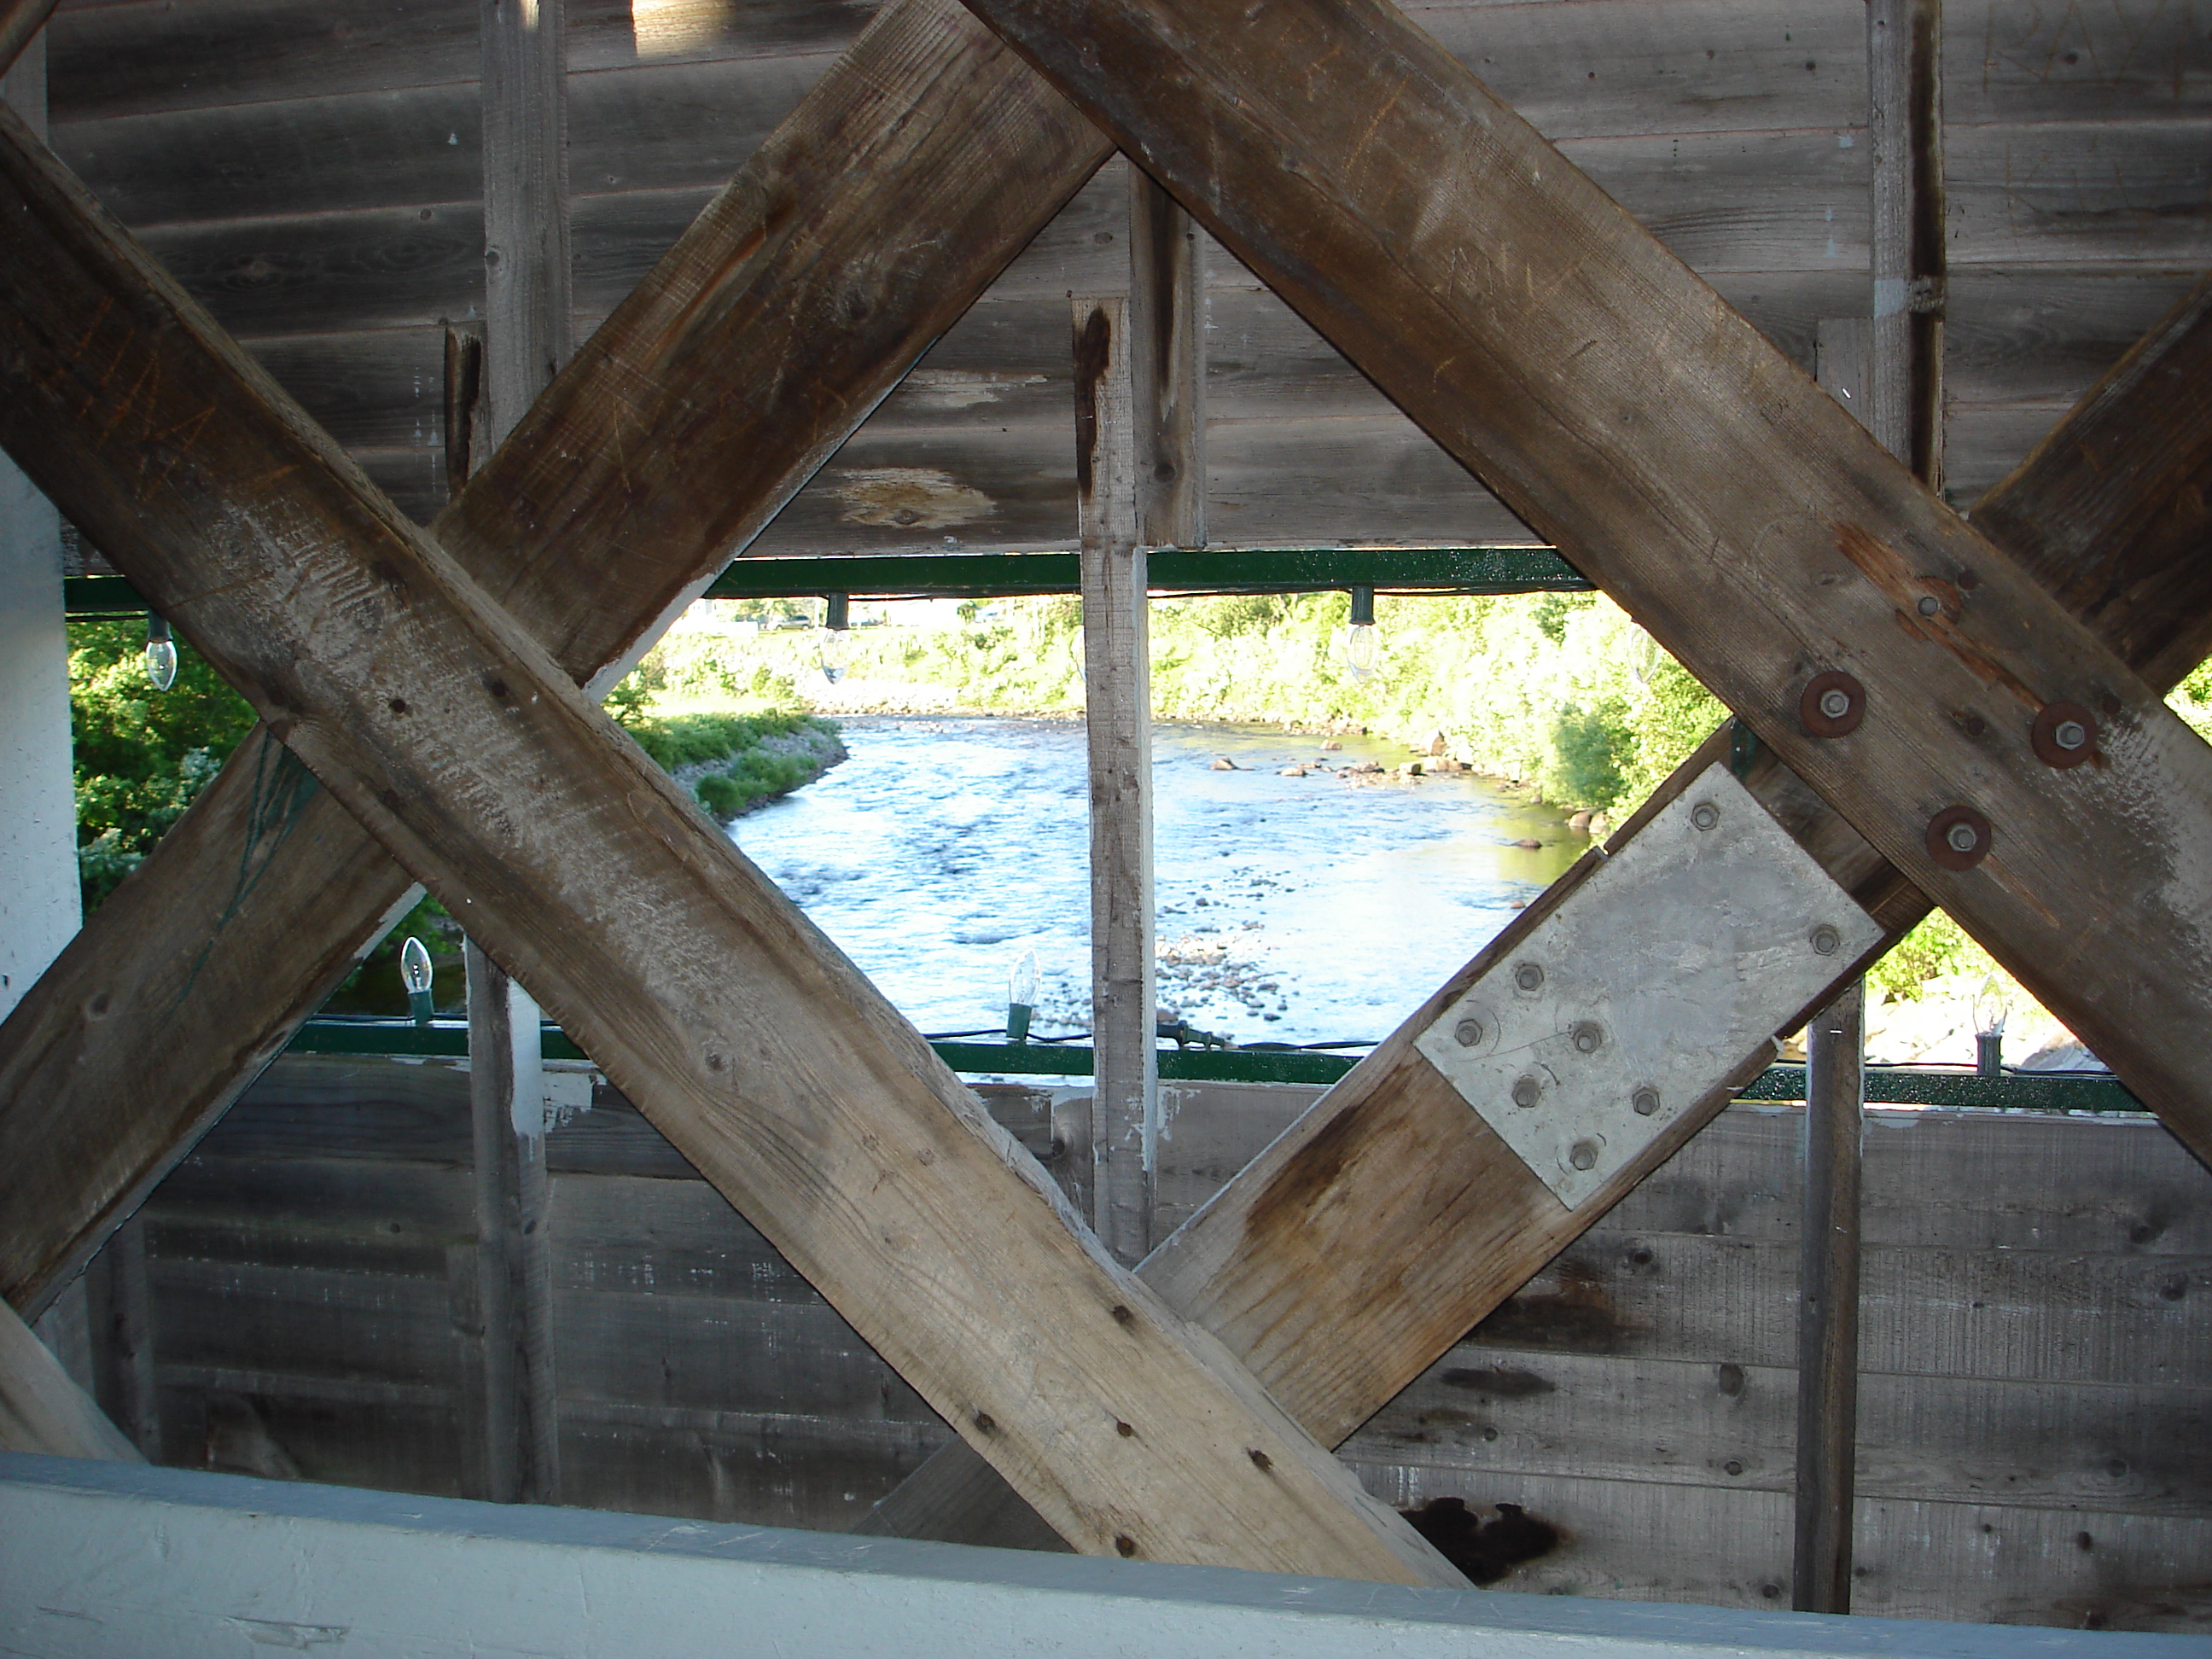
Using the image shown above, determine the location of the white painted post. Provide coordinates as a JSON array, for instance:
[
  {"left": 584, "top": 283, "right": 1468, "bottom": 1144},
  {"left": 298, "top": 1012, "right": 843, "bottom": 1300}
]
[
  {"left": 0, "top": 32, "right": 78, "bottom": 1028},
  {"left": 1074, "top": 294, "right": 1157, "bottom": 1267}
]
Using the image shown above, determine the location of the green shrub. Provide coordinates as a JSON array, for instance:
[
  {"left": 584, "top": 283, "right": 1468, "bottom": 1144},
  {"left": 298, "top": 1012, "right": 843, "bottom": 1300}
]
[{"left": 1550, "top": 697, "right": 1631, "bottom": 807}]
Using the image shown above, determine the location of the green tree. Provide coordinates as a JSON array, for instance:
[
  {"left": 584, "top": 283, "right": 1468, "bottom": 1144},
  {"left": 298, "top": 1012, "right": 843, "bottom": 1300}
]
[{"left": 68, "top": 618, "right": 256, "bottom": 908}]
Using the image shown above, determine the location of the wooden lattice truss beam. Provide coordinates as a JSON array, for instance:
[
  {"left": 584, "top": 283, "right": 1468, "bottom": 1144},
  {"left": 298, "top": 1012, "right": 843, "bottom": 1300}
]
[{"left": 2, "top": 0, "right": 2209, "bottom": 1572}]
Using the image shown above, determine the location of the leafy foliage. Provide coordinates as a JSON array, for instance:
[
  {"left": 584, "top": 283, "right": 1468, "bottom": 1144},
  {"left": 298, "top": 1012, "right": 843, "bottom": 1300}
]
[{"left": 68, "top": 619, "right": 255, "bottom": 908}]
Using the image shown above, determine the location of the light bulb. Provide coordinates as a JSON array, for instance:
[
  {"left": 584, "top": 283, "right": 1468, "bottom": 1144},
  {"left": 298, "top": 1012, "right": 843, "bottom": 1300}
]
[
  {"left": 1971, "top": 975, "right": 2009, "bottom": 1038},
  {"left": 400, "top": 935, "right": 435, "bottom": 1027},
  {"left": 819, "top": 592, "right": 851, "bottom": 684},
  {"left": 1006, "top": 947, "right": 1040, "bottom": 1044},
  {"left": 818, "top": 627, "right": 848, "bottom": 684},
  {"left": 144, "top": 615, "right": 178, "bottom": 692},
  {"left": 1344, "top": 622, "right": 1377, "bottom": 682}
]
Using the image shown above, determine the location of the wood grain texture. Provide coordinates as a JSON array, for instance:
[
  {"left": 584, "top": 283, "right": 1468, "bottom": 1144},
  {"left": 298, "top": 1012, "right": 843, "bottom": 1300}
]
[
  {"left": 1793, "top": 982, "right": 1863, "bottom": 1613},
  {"left": 0, "top": 94, "right": 1462, "bottom": 1588},
  {"left": 956, "top": 0, "right": 2212, "bottom": 1144},
  {"left": 862, "top": 152, "right": 2212, "bottom": 1550},
  {"left": 0, "top": 0, "right": 53, "bottom": 79},
  {"left": 0, "top": 0, "right": 1112, "bottom": 1318},
  {"left": 1127, "top": 172, "right": 1205, "bottom": 550},
  {"left": 0, "top": 1296, "right": 141, "bottom": 1460},
  {"left": 1074, "top": 296, "right": 1158, "bottom": 1266}
]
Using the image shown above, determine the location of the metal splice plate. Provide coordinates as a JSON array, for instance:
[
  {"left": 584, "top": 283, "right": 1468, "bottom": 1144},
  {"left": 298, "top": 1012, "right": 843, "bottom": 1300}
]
[{"left": 1414, "top": 762, "right": 1883, "bottom": 1208}]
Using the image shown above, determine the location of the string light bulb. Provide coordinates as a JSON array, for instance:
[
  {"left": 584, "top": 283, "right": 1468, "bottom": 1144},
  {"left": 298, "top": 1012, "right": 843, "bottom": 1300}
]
[
  {"left": 1342, "top": 586, "right": 1377, "bottom": 683},
  {"left": 1972, "top": 974, "right": 2010, "bottom": 1080},
  {"left": 818, "top": 593, "right": 851, "bottom": 684},
  {"left": 400, "top": 936, "right": 435, "bottom": 1027},
  {"left": 1006, "top": 947, "right": 1040, "bottom": 1044},
  {"left": 144, "top": 614, "right": 178, "bottom": 692}
]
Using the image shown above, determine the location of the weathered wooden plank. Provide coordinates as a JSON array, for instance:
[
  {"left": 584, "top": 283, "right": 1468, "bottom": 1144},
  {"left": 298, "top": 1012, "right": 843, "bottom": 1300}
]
[
  {"left": 0, "top": 0, "right": 52, "bottom": 79},
  {"left": 1947, "top": 118, "right": 2212, "bottom": 268},
  {"left": 1350, "top": 1347, "right": 2212, "bottom": 1518},
  {"left": 0, "top": 1296, "right": 140, "bottom": 1460},
  {"left": 149, "top": 1260, "right": 469, "bottom": 1389},
  {"left": 1074, "top": 295, "right": 1158, "bottom": 1266},
  {"left": 1128, "top": 172, "right": 1205, "bottom": 550},
  {"left": 960, "top": 0, "right": 2212, "bottom": 1138},
  {"left": 1793, "top": 983, "right": 1864, "bottom": 1612},
  {"left": 1339, "top": 1461, "right": 2212, "bottom": 1627},
  {"left": 558, "top": 1400, "right": 945, "bottom": 1528},
  {"left": 0, "top": 0, "right": 1113, "bottom": 1319},
  {"left": 154, "top": 1371, "right": 473, "bottom": 1495},
  {"left": 1974, "top": 272, "right": 2212, "bottom": 695},
  {"left": 1943, "top": 269, "right": 2208, "bottom": 406},
  {"left": 1944, "top": 0, "right": 2212, "bottom": 126},
  {"left": 0, "top": 88, "right": 1458, "bottom": 1587}
]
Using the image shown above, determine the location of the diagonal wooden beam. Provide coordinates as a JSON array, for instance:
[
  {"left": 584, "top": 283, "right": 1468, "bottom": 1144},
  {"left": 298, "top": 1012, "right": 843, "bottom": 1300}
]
[
  {"left": 863, "top": 273, "right": 2212, "bottom": 1548},
  {"left": 0, "top": 98, "right": 1463, "bottom": 1586},
  {"left": 0, "top": 0, "right": 1113, "bottom": 1317},
  {"left": 0, "top": 0, "right": 55, "bottom": 81},
  {"left": 955, "top": 0, "right": 2212, "bottom": 1147}
]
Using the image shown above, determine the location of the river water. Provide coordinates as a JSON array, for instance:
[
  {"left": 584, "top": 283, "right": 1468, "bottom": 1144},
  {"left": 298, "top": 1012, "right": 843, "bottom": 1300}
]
[{"left": 731, "top": 718, "right": 1582, "bottom": 1052}]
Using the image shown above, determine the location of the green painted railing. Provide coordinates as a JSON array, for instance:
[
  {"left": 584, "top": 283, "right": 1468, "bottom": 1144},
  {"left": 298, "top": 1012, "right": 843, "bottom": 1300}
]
[
  {"left": 64, "top": 546, "right": 1591, "bottom": 618},
  {"left": 285, "top": 1019, "right": 2145, "bottom": 1111}
]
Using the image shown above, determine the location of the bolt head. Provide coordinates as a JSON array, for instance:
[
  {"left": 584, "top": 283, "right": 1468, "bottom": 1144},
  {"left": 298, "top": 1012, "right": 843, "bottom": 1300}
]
[
  {"left": 1811, "top": 924, "right": 1841, "bottom": 956},
  {"left": 1571, "top": 1021, "right": 1604, "bottom": 1054},
  {"left": 2053, "top": 719, "right": 2087, "bottom": 751},
  {"left": 1818, "top": 688, "right": 1852, "bottom": 719},
  {"left": 1511, "top": 1075, "right": 1541, "bottom": 1109},
  {"left": 1691, "top": 801, "right": 1720, "bottom": 831},
  {"left": 1632, "top": 1086, "right": 1660, "bottom": 1117},
  {"left": 1917, "top": 596, "right": 1941, "bottom": 617},
  {"left": 1453, "top": 1017, "right": 1483, "bottom": 1048},
  {"left": 1946, "top": 821, "right": 1979, "bottom": 853},
  {"left": 1569, "top": 1139, "right": 1598, "bottom": 1171},
  {"left": 1514, "top": 962, "right": 1544, "bottom": 992}
]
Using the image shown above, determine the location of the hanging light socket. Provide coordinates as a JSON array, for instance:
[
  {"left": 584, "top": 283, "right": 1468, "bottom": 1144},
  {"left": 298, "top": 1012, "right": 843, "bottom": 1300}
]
[
  {"left": 1342, "top": 585, "right": 1377, "bottom": 683},
  {"left": 1006, "top": 947, "right": 1039, "bottom": 1045}
]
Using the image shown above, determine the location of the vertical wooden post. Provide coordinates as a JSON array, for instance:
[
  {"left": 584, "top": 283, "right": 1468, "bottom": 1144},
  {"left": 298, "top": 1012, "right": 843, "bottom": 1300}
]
[
  {"left": 1126, "top": 169, "right": 1206, "bottom": 550},
  {"left": 469, "top": 0, "right": 571, "bottom": 1502},
  {"left": 1074, "top": 294, "right": 1156, "bottom": 1267},
  {"left": 467, "top": 942, "right": 559, "bottom": 1504},
  {"left": 1865, "top": 0, "right": 1944, "bottom": 480},
  {"left": 1797, "top": 322, "right": 1871, "bottom": 1618},
  {"left": 1794, "top": 981, "right": 1863, "bottom": 1613},
  {"left": 84, "top": 1216, "right": 158, "bottom": 1459}
]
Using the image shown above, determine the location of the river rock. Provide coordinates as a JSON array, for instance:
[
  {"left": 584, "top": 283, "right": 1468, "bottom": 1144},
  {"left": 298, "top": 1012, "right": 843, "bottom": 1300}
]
[
  {"left": 1278, "top": 764, "right": 1310, "bottom": 777},
  {"left": 1320, "top": 739, "right": 1343, "bottom": 751},
  {"left": 1513, "top": 836, "right": 1543, "bottom": 850},
  {"left": 1209, "top": 755, "right": 1240, "bottom": 771},
  {"left": 1425, "top": 729, "right": 1450, "bottom": 756},
  {"left": 1568, "top": 810, "right": 1593, "bottom": 833}
]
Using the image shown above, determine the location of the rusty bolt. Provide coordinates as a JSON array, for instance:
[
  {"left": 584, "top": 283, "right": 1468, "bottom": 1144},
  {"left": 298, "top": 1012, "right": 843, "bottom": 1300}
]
[
  {"left": 2031, "top": 701, "right": 2098, "bottom": 769},
  {"left": 1632, "top": 1086, "right": 1661, "bottom": 1117},
  {"left": 1810, "top": 924, "right": 1841, "bottom": 956},
  {"left": 1691, "top": 801, "right": 1720, "bottom": 831},
  {"left": 1917, "top": 595, "right": 1940, "bottom": 617},
  {"left": 1569, "top": 1139, "right": 1599, "bottom": 1171},
  {"left": 1453, "top": 1017, "right": 1484, "bottom": 1048},
  {"left": 1800, "top": 670, "right": 1866, "bottom": 738},
  {"left": 1926, "top": 805, "right": 1994, "bottom": 870},
  {"left": 1511, "top": 1075, "right": 1541, "bottom": 1109},
  {"left": 1514, "top": 961, "right": 1544, "bottom": 992},
  {"left": 1571, "top": 1021, "right": 1604, "bottom": 1054}
]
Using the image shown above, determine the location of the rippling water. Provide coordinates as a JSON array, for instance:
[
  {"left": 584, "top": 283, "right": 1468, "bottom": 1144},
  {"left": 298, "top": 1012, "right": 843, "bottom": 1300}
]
[{"left": 732, "top": 718, "right": 1582, "bottom": 1051}]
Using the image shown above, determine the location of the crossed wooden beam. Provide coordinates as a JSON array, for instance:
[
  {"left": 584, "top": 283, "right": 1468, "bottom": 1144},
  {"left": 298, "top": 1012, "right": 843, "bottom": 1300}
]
[{"left": 3, "top": 0, "right": 2209, "bottom": 1580}]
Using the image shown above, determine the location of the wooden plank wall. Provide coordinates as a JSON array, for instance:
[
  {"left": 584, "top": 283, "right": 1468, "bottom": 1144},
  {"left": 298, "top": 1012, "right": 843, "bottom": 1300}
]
[
  {"left": 84, "top": 1056, "right": 2209, "bottom": 1631},
  {"left": 42, "top": 0, "right": 2209, "bottom": 545}
]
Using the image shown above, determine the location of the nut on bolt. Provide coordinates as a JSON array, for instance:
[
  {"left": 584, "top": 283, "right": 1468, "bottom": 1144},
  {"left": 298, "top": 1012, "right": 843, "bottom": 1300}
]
[
  {"left": 1571, "top": 1021, "right": 1604, "bottom": 1054},
  {"left": 1632, "top": 1086, "right": 1661, "bottom": 1117},
  {"left": 1799, "top": 670, "right": 1866, "bottom": 738},
  {"left": 1691, "top": 800, "right": 1720, "bottom": 831},
  {"left": 1926, "top": 804, "right": 1994, "bottom": 871},
  {"left": 1568, "top": 1139, "right": 1599, "bottom": 1172},
  {"left": 1810, "top": 924, "right": 1841, "bottom": 956},
  {"left": 1511, "top": 1075, "right": 1542, "bottom": 1109},
  {"left": 1514, "top": 962, "right": 1544, "bottom": 992},
  {"left": 1453, "top": 1017, "right": 1484, "bottom": 1048},
  {"left": 2030, "top": 701, "right": 2098, "bottom": 770}
]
